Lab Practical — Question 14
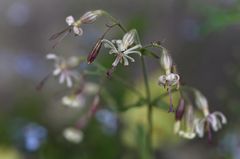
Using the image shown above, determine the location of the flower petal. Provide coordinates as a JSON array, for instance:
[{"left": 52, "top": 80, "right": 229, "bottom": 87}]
[
  {"left": 66, "top": 75, "right": 73, "bottom": 87},
  {"left": 122, "top": 56, "right": 129, "bottom": 66},
  {"left": 102, "top": 39, "right": 118, "bottom": 53},
  {"left": 73, "top": 27, "right": 83, "bottom": 36},
  {"left": 112, "top": 56, "right": 121, "bottom": 67},
  {"left": 53, "top": 68, "right": 61, "bottom": 76},
  {"left": 122, "top": 30, "right": 135, "bottom": 49},
  {"left": 59, "top": 73, "right": 65, "bottom": 84},
  {"left": 46, "top": 53, "right": 57, "bottom": 60},
  {"left": 66, "top": 16, "right": 75, "bottom": 26},
  {"left": 213, "top": 111, "right": 227, "bottom": 124}
]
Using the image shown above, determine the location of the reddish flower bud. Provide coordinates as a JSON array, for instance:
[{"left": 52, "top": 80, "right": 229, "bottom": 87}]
[
  {"left": 87, "top": 39, "right": 102, "bottom": 64},
  {"left": 175, "top": 98, "right": 185, "bottom": 121}
]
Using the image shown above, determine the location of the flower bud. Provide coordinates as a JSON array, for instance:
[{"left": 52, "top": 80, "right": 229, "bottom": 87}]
[
  {"left": 87, "top": 39, "right": 102, "bottom": 64},
  {"left": 175, "top": 98, "right": 185, "bottom": 121},
  {"left": 80, "top": 10, "right": 103, "bottom": 24},
  {"left": 160, "top": 49, "right": 172, "bottom": 74}
]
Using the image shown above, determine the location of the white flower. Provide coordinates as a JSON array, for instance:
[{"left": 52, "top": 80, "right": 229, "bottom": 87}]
[
  {"left": 66, "top": 10, "right": 103, "bottom": 36},
  {"left": 195, "top": 111, "right": 227, "bottom": 138},
  {"left": 158, "top": 73, "right": 180, "bottom": 87},
  {"left": 61, "top": 82, "right": 99, "bottom": 108},
  {"left": 102, "top": 29, "right": 142, "bottom": 67},
  {"left": 46, "top": 53, "right": 80, "bottom": 87},
  {"left": 63, "top": 127, "right": 83, "bottom": 143},
  {"left": 62, "top": 94, "right": 85, "bottom": 108}
]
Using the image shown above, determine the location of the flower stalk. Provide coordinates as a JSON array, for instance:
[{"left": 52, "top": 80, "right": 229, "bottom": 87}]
[{"left": 140, "top": 56, "right": 153, "bottom": 157}]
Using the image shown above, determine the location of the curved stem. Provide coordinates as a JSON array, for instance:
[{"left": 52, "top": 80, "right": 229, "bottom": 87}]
[{"left": 102, "top": 11, "right": 127, "bottom": 33}]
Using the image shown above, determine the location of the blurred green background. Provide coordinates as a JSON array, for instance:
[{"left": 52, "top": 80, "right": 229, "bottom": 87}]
[{"left": 0, "top": 0, "right": 240, "bottom": 159}]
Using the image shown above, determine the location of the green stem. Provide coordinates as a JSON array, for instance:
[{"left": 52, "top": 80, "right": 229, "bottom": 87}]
[
  {"left": 102, "top": 11, "right": 127, "bottom": 33},
  {"left": 140, "top": 56, "right": 153, "bottom": 158}
]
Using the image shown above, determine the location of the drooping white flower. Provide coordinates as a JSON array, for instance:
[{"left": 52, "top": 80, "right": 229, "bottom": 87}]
[
  {"left": 46, "top": 53, "right": 80, "bottom": 87},
  {"left": 174, "top": 105, "right": 197, "bottom": 139},
  {"left": 194, "top": 90, "right": 227, "bottom": 140},
  {"left": 195, "top": 111, "right": 227, "bottom": 138},
  {"left": 63, "top": 127, "right": 83, "bottom": 143},
  {"left": 102, "top": 29, "right": 142, "bottom": 67}
]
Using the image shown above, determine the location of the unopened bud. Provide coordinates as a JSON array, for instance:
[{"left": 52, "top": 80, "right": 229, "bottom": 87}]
[
  {"left": 80, "top": 10, "right": 103, "bottom": 24},
  {"left": 87, "top": 39, "right": 102, "bottom": 64},
  {"left": 175, "top": 98, "right": 185, "bottom": 121},
  {"left": 160, "top": 49, "right": 172, "bottom": 74}
]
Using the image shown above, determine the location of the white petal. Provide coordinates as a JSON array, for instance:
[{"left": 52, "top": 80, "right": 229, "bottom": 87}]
[
  {"left": 124, "top": 44, "right": 142, "bottom": 54},
  {"left": 195, "top": 91, "right": 209, "bottom": 111},
  {"left": 73, "top": 27, "right": 83, "bottom": 36},
  {"left": 112, "top": 56, "right": 121, "bottom": 67},
  {"left": 102, "top": 39, "right": 118, "bottom": 53},
  {"left": 59, "top": 73, "right": 65, "bottom": 84},
  {"left": 166, "top": 73, "right": 180, "bottom": 86},
  {"left": 122, "top": 30, "right": 135, "bottom": 49},
  {"left": 158, "top": 75, "right": 166, "bottom": 85},
  {"left": 124, "top": 55, "right": 135, "bottom": 62},
  {"left": 160, "top": 51, "right": 172, "bottom": 72},
  {"left": 66, "top": 16, "right": 75, "bottom": 26},
  {"left": 63, "top": 127, "right": 83, "bottom": 143},
  {"left": 194, "top": 119, "right": 205, "bottom": 138},
  {"left": 122, "top": 56, "right": 129, "bottom": 66},
  {"left": 179, "top": 131, "right": 196, "bottom": 139},
  {"left": 46, "top": 53, "right": 57, "bottom": 60},
  {"left": 66, "top": 76, "right": 73, "bottom": 87},
  {"left": 208, "top": 115, "right": 219, "bottom": 131},
  {"left": 174, "top": 121, "right": 180, "bottom": 134},
  {"left": 213, "top": 111, "right": 227, "bottom": 124},
  {"left": 53, "top": 68, "right": 61, "bottom": 76}
]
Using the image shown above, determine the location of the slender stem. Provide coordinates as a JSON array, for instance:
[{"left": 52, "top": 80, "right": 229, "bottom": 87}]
[
  {"left": 102, "top": 11, "right": 127, "bottom": 33},
  {"left": 140, "top": 56, "right": 153, "bottom": 157}
]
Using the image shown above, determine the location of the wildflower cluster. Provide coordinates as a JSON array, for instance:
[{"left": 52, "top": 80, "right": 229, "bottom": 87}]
[{"left": 41, "top": 9, "right": 227, "bottom": 146}]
